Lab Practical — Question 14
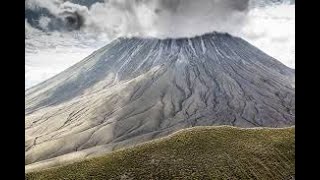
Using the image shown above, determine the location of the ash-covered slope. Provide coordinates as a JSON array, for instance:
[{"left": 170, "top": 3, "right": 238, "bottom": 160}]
[{"left": 25, "top": 32, "right": 295, "bottom": 170}]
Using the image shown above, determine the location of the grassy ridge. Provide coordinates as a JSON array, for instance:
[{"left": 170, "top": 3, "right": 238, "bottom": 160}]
[{"left": 26, "top": 126, "right": 295, "bottom": 180}]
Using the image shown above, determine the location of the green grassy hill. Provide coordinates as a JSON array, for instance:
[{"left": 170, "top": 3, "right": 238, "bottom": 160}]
[{"left": 26, "top": 126, "right": 295, "bottom": 180}]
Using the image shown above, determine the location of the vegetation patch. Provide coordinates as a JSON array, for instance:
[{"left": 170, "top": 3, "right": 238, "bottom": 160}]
[{"left": 26, "top": 126, "right": 295, "bottom": 180}]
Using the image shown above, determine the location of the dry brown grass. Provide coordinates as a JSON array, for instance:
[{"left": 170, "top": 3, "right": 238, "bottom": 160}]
[{"left": 26, "top": 126, "right": 295, "bottom": 180}]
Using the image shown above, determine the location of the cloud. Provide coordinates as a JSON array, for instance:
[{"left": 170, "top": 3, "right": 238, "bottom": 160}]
[
  {"left": 25, "top": 0, "right": 295, "bottom": 89},
  {"left": 26, "top": 0, "right": 250, "bottom": 38},
  {"left": 240, "top": 3, "right": 295, "bottom": 68}
]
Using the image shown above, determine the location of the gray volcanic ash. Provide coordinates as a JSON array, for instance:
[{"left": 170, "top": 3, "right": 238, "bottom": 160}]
[{"left": 25, "top": 32, "right": 294, "bottom": 171}]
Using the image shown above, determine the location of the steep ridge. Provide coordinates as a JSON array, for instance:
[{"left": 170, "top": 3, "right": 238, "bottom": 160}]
[{"left": 25, "top": 32, "right": 295, "bottom": 169}]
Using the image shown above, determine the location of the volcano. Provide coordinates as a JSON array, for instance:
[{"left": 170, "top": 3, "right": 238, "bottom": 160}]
[{"left": 25, "top": 32, "right": 295, "bottom": 171}]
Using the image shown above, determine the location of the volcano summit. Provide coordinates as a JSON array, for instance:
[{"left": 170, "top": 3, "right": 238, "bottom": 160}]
[{"left": 25, "top": 32, "right": 295, "bottom": 171}]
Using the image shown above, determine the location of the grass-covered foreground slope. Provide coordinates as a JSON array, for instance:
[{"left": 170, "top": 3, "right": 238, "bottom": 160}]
[{"left": 26, "top": 126, "right": 295, "bottom": 180}]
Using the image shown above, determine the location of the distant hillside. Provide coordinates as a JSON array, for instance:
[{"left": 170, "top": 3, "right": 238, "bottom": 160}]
[{"left": 26, "top": 126, "right": 295, "bottom": 180}]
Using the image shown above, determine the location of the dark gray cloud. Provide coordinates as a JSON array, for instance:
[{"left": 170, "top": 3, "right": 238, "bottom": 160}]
[
  {"left": 25, "top": 0, "right": 294, "bottom": 35},
  {"left": 25, "top": 0, "right": 251, "bottom": 38}
]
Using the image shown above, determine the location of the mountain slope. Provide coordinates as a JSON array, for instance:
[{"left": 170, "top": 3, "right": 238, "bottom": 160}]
[
  {"left": 25, "top": 32, "right": 295, "bottom": 170},
  {"left": 26, "top": 126, "right": 295, "bottom": 180}
]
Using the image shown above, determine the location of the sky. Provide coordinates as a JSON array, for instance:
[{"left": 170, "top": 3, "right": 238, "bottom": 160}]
[{"left": 25, "top": 0, "right": 295, "bottom": 89}]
